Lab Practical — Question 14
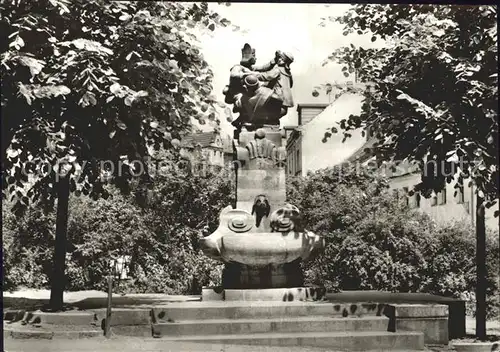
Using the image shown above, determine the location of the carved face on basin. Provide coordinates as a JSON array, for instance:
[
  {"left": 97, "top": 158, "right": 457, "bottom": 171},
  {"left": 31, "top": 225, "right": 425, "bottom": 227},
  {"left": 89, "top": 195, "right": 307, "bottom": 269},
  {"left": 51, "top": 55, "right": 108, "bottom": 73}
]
[{"left": 269, "top": 204, "right": 303, "bottom": 233}]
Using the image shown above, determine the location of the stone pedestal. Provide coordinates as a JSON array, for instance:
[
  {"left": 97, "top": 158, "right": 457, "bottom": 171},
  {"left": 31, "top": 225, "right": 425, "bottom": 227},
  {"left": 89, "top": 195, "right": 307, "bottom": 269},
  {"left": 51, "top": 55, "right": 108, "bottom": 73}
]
[
  {"left": 201, "top": 286, "right": 327, "bottom": 302},
  {"left": 199, "top": 126, "right": 324, "bottom": 301},
  {"left": 234, "top": 127, "right": 287, "bottom": 218},
  {"left": 222, "top": 260, "right": 304, "bottom": 289}
]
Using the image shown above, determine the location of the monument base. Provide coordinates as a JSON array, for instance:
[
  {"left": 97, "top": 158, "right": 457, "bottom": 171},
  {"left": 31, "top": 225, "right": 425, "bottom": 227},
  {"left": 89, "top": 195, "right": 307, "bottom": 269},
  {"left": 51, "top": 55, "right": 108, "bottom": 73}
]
[
  {"left": 201, "top": 286, "right": 327, "bottom": 302},
  {"left": 222, "top": 260, "right": 304, "bottom": 289}
]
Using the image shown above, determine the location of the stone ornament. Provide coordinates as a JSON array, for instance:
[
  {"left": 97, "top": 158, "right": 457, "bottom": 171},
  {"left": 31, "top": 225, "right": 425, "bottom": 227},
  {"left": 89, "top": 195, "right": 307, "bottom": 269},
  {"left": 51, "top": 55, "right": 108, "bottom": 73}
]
[
  {"left": 200, "top": 204, "right": 324, "bottom": 265},
  {"left": 251, "top": 195, "right": 270, "bottom": 228},
  {"left": 201, "top": 206, "right": 252, "bottom": 261},
  {"left": 269, "top": 204, "right": 304, "bottom": 233},
  {"left": 235, "top": 129, "right": 286, "bottom": 168},
  {"left": 247, "top": 138, "right": 276, "bottom": 160},
  {"left": 228, "top": 211, "right": 254, "bottom": 233}
]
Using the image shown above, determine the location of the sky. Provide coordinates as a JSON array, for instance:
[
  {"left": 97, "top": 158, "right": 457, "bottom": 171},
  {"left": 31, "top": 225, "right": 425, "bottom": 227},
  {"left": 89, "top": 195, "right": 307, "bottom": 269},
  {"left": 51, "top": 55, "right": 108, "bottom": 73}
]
[{"left": 197, "top": 3, "right": 382, "bottom": 136}]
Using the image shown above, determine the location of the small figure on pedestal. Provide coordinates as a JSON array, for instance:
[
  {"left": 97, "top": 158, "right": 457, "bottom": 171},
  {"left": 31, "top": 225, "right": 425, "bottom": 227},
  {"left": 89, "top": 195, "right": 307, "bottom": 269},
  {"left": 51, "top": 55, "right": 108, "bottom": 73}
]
[{"left": 251, "top": 195, "right": 271, "bottom": 228}]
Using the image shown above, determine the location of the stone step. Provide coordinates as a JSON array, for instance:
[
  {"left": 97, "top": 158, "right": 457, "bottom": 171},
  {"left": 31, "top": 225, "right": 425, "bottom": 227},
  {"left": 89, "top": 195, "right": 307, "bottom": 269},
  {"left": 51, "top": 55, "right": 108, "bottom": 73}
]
[
  {"left": 4, "top": 326, "right": 102, "bottom": 340},
  {"left": 3, "top": 309, "right": 26, "bottom": 322},
  {"left": 153, "top": 301, "right": 386, "bottom": 322},
  {"left": 92, "top": 308, "right": 152, "bottom": 326},
  {"left": 21, "top": 310, "right": 98, "bottom": 326},
  {"left": 156, "top": 330, "right": 425, "bottom": 350},
  {"left": 110, "top": 325, "right": 153, "bottom": 337},
  {"left": 153, "top": 316, "right": 389, "bottom": 337}
]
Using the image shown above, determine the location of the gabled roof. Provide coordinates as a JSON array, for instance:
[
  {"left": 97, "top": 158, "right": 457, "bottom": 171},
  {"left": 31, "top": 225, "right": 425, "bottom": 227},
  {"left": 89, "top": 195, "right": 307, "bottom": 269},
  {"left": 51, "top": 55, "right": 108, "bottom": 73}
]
[
  {"left": 344, "top": 136, "right": 378, "bottom": 164},
  {"left": 343, "top": 136, "right": 421, "bottom": 178},
  {"left": 181, "top": 131, "right": 222, "bottom": 149},
  {"left": 296, "top": 103, "right": 330, "bottom": 111}
]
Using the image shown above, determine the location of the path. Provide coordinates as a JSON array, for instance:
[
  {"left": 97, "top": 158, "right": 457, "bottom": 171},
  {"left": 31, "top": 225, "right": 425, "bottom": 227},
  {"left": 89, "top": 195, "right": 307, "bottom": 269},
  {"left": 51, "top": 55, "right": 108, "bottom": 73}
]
[{"left": 3, "top": 337, "right": 432, "bottom": 352}]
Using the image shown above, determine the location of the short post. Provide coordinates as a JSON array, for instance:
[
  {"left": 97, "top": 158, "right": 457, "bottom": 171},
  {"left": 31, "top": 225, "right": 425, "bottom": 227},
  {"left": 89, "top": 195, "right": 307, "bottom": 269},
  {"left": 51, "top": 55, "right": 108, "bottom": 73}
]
[{"left": 105, "top": 275, "right": 113, "bottom": 338}]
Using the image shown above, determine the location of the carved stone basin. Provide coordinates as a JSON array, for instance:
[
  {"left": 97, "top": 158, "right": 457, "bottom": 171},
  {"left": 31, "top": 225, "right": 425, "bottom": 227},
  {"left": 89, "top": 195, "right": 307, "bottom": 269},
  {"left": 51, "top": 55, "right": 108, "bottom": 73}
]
[
  {"left": 200, "top": 206, "right": 324, "bottom": 266},
  {"left": 202, "top": 232, "right": 324, "bottom": 266}
]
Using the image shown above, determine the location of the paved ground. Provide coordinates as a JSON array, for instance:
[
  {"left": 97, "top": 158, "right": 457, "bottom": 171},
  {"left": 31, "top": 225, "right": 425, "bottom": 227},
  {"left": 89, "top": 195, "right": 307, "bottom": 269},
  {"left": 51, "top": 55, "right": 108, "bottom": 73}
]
[
  {"left": 4, "top": 289, "right": 498, "bottom": 352},
  {"left": 4, "top": 317, "right": 499, "bottom": 352},
  {"left": 466, "top": 317, "right": 500, "bottom": 336},
  {"left": 3, "top": 289, "right": 199, "bottom": 302},
  {"left": 3, "top": 289, "right": 200, "bottom": 311},
  {"left": 3, "top": 337, "right": 434, "bottom": 352}
]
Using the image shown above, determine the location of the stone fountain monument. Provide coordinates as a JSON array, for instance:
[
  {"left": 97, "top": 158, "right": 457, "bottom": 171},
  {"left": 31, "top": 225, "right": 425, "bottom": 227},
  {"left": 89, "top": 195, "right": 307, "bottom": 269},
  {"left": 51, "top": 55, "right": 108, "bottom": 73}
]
[{"left": 200, "top": 44, "right": 325, "bottom": 301}]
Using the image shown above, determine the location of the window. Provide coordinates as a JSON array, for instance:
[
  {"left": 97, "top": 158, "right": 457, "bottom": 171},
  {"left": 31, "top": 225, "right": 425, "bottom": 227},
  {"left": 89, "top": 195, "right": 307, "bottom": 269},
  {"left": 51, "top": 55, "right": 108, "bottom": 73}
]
[
  {"left": 406, "top": 189, "right": 421, "bottom": 209},
  {"left": 295, "top": 148, "right": 302, "bottom": 174},
  {"left": 292, "top": 148, "right": 297, "bottom": 175},
  {"left": 456, "top": 180, "right": 465, "bottom": 204},
  {"left": 438, "top": 188, "right": 447, "bottom": 205},
  {"left": 431, "top": 193, "right": 438, "bottom": 206},
  {"left": 403, "top": 187, "right": 409, "bottom": 207},
  {"left": 464, "top": 201, "right": 470, "bottom": 214}
]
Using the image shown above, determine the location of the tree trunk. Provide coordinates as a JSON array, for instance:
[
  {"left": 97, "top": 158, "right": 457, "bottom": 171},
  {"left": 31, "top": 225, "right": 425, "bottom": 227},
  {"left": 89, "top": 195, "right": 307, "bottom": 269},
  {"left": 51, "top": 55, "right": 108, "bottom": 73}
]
[
  {"left": 49, "top": 175, "right": 70, "bottom": 311},
  {"left": 475, "top": 193, "right": 487, "bottom": 340}
]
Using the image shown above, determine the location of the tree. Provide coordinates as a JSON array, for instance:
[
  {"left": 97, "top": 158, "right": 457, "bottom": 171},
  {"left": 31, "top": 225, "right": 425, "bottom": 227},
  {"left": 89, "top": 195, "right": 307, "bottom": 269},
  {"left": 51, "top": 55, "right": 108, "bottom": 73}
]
[
  {"left": 318, "top": 5, "right": 498, "bottom": 339},
  {"left": 1, "top": 0, "right": 232, "bottom": 310}
]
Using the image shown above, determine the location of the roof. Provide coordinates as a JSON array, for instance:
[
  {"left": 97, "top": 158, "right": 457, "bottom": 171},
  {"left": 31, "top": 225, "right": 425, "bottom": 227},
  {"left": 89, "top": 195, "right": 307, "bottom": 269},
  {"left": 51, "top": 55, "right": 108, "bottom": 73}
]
[
  {"left": 296, "top": 103, "right": 330, "bottom": 111},
  {"left": 181, "top": 131, "right": 222, "bottom": 149},
  {"left": 286, "top": 129, "right": 302, "bottom": 148},
  {"left": 344, "top": 136, "right": 378, "bottom": 164},
  {"left": 343, "top": 137, "right": 421, "bottom": 178}
]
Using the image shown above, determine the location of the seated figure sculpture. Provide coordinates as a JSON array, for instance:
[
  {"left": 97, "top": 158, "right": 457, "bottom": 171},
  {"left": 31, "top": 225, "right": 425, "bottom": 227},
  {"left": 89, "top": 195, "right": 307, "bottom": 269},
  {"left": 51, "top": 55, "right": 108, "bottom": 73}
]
[
  {"left": 252, "top": 50, "right": 294, "bottom": 118},
  {"left": 233, "top": 75, "right": 283, "bottom": 126},
  {"left": 223, "top": 44, "right": 294, "bottom": 129},
  {"left": 222, "top": 43, "right": 255, "bottom": 106}
]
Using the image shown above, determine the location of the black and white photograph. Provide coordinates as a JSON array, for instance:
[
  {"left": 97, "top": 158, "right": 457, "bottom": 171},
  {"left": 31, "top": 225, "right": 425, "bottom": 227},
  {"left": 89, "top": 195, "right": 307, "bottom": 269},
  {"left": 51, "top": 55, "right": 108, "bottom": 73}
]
[{"left": 1, "top": 2, "right": 499, "bottom": 352}]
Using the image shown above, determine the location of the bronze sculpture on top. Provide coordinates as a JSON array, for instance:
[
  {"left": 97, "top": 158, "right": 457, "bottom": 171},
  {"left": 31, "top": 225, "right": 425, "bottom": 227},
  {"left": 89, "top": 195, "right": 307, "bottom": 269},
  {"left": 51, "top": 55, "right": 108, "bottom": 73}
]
[
  {"left": 222, "top": 43, "right": 294, "bottom": 130},
  {"left": 200, "top": 44, "right": 324, "bottom": 301}
]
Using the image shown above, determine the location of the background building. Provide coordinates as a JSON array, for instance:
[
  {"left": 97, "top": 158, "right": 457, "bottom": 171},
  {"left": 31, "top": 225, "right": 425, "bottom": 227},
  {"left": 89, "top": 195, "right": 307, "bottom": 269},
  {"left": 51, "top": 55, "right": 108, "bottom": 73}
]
[
  {"left": 180, "top": 131, "right": 228, "bottom": 168},
  {"left": 285, "top": 83, "right": 498, "bottom": 230},
  {"left": 286, "top": 83, "right": 368, "bottom": 176}
]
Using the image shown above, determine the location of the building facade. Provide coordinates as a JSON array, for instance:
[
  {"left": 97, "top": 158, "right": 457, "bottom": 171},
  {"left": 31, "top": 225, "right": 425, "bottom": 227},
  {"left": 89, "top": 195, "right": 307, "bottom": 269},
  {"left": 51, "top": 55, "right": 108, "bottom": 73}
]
[
  {"left": 286, "top": 88, "right": 367, "bottom": 176},
  {"left": 180, "top": 131, "right": 227, "bottom": 168},
  {"left": 285, "top": 86, "right": 498, "bottom": 231}
]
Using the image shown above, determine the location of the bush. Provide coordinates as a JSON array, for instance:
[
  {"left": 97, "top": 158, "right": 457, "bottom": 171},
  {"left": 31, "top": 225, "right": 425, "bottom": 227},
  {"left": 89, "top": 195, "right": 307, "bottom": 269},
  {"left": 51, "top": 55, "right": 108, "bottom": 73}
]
[
  {"left": 425, "top": 221, "right": 499, "bottom": 319},
  {"left": 298, "top": 187, "right": 438, "bottom": 293},
  {"left": 289, "top": 166, "right": 387, "bottom": 291},
  {"left": 332, "top": 202, "right": 437, "bottom": 292},
  {"left": 2, "top": 167, "right": 233, "bottom": 295},
  {"left": 290, "top": 165, "right": 499, "bottom": 318},
  {"left": 2, "top": 205, "right": 54, "bottom": 291}
]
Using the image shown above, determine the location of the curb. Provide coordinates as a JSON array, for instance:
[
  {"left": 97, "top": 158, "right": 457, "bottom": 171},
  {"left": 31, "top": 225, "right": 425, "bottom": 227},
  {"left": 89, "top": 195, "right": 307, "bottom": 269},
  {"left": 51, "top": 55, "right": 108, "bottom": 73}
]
[{"left": 4, "top": 328, "right": 103, "bottom": 340}]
